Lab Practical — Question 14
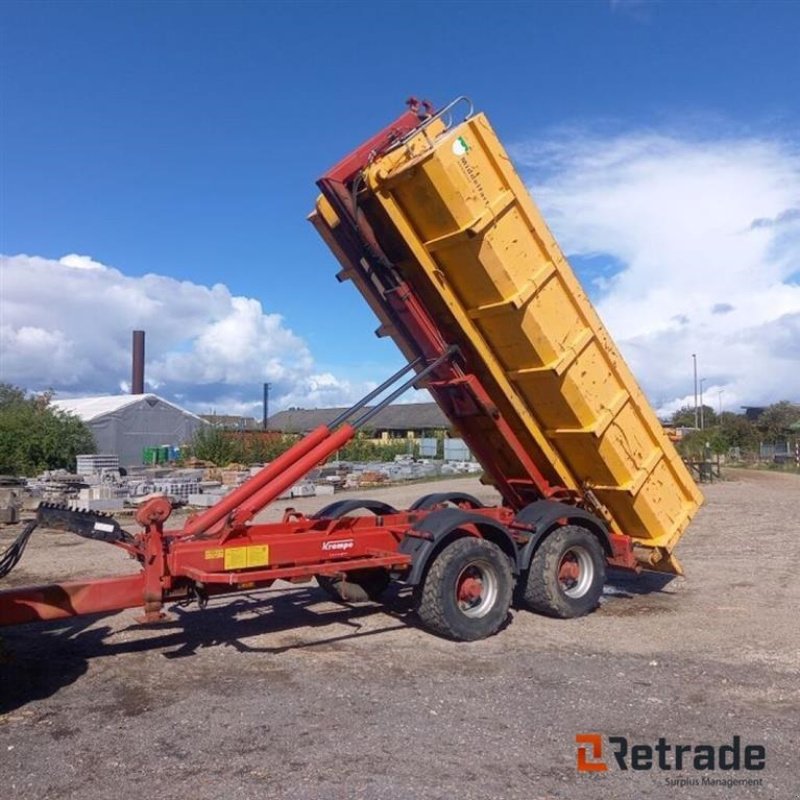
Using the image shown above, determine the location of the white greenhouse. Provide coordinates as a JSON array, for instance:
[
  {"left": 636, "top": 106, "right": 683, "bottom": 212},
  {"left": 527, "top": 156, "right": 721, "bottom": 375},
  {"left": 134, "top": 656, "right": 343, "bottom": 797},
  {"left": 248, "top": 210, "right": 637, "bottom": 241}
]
[{"left": 52, "top": 394, "right": 206, "bottom": 467}]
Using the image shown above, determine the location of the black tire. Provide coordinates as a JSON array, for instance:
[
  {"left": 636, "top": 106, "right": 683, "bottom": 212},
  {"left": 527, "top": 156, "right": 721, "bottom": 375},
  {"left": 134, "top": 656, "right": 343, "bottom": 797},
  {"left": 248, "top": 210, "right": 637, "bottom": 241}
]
[
  {"left": 416, "top": 537, "right": 513, "bottom": 641},
  {"left": 523, "top": 525, "right": 606, "bottom": 619},
  {"left": 316, "top": 568, "right": 391, "bottom": 603}
]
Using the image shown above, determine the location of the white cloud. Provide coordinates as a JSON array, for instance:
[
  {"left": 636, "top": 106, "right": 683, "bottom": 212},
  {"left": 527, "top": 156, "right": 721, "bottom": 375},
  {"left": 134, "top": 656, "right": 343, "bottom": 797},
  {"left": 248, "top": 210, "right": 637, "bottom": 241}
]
[
  {"left": 58, "top": 253, "right": 107, "bottom": 271},
  {"left": 0, "top": 253, "right": 367, "bottom": 414},
  {"left": 514, "top": 129, "right": 800, "bottom": 414},
  {"left": 8, "top": 127, "right": 797, "bottom": 423}
]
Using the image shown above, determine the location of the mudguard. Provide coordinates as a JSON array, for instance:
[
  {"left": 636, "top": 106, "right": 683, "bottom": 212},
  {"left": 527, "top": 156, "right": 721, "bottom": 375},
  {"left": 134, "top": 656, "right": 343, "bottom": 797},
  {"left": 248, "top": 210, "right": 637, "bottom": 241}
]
[
  {"left": 312, "top": 499, "right": 397, "bottom": 520},
  {"left": 399, "top": 507, "right": 519, "bottom": 586},
  {"left": 514, "top": 500, "right": 611, "bottom": 571}
]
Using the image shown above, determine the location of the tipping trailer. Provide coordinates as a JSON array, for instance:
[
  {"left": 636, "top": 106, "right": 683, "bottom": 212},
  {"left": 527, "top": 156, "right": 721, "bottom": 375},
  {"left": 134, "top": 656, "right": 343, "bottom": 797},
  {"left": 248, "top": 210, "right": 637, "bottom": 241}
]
[{"left": 0, "top": 97, "right": 702, "bottom": 642}]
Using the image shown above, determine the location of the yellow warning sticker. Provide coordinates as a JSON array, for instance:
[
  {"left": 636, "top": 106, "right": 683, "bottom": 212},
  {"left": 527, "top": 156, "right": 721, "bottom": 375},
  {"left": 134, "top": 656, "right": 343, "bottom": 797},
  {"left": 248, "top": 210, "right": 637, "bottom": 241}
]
[
  {"left": 224, "top": 547, "right": 248, "bottom": 570},
  {"left": 204, "top": 548, "right": 224, "bottom": 560},
  {"left": 223, "top": 545, "right": 269, "bottom": 571},
  {"left": 245, "top": 545, "right": 269, "bottom": 567}
]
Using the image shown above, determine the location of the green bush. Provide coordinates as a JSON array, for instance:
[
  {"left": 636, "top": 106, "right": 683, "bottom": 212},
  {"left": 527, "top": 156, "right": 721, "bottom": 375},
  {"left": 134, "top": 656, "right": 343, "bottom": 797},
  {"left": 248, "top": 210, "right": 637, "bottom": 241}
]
[
  {"left": 334, "top": 434, "right": 415, "bottom": 463},
  {"left": 184, "top": 426, "right": 415, "bottom": 466},
  {"left": 186, "top": 425, "right": 241, "bottom": 464},
  {"left": 238, "top": 433, "right": 301, "bottom": 463},
  {"left": 185, "top": 427, "right": 301, "bottom": 466},
  {"left": 0, "top": 384, "right": 95, "bottom": 475}
]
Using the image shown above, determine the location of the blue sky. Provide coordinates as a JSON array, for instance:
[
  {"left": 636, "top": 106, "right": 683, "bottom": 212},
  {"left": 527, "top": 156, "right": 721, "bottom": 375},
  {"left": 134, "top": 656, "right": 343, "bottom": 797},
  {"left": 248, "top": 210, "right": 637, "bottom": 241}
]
[{"left": 2, "top": 1, "right": 799, "bottom": 414}]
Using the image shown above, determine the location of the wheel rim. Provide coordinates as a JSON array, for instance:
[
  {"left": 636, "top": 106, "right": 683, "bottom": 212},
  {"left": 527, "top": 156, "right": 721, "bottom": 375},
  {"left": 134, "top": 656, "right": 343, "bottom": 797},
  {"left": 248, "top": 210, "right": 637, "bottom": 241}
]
[
  {"left": 455, "top": 559, "right": 498, "bottom": 618},
  {"left": 557, "top": 546, "right": 595, "bottom": 598}
]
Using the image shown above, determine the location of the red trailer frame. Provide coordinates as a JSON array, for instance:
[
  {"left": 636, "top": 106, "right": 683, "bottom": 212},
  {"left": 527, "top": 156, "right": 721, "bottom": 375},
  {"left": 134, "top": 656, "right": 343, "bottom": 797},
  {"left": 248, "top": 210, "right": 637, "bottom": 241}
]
[{"left": 0, "top": 101, "right": 639, "bottom": 639}]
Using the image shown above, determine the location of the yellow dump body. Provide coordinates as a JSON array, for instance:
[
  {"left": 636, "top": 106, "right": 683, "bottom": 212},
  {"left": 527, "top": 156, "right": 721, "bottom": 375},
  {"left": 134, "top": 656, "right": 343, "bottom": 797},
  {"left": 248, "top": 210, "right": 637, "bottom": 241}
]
[{"left": 314, "top": 109, "right": 702, "bottom": 573}]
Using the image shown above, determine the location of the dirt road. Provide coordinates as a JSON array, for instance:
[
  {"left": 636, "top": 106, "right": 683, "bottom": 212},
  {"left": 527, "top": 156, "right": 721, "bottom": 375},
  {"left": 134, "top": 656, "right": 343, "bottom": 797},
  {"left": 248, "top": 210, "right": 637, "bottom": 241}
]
[{"left": 1, "top": 471, "right": 798, "bottom": 799}]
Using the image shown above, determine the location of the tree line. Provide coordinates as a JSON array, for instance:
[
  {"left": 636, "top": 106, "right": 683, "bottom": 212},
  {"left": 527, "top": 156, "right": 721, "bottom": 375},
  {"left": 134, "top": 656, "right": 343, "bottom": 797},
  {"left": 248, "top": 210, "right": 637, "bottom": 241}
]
[
  {"left": 1, "top": 380, "right": 797, "bottom": 475},
  {"left": 670, "top": 400, "right": 800, "bottom": 460}
]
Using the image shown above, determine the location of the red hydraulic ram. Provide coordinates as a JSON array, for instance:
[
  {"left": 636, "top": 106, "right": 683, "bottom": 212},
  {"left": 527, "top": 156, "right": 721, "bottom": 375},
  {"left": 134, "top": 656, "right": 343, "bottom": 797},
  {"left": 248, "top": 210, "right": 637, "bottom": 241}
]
[{"left": 181, "top": 356, "right": 424, "bottom": 537}]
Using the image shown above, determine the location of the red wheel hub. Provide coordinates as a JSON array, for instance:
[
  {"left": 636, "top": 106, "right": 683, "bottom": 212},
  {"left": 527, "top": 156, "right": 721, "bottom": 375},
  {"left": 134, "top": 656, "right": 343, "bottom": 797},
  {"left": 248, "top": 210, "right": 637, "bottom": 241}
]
[
  {"left": 558, "top": 555, "right": 580, "bottom": 582},
  {"left": 457, "top": 575, "right": 483, "bottom": 603}
]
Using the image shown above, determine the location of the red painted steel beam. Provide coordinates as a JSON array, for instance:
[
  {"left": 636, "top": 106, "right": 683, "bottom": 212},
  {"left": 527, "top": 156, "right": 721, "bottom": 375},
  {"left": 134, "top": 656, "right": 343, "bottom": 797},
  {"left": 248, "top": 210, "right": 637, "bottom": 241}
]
[
  {"left": 323, "top": 108, "right": 422, "bottom": 184},
  {"left": 460, "top": 375, "right": 559, "bottom": 499},
  {"left": 0, "top": 573, "right": 145, "bottom": 626},
  {"left": 182, "top": 553, "right": 411, "bottom": 586},
  {"left": 607, "top": 533, "right": 639, "bottom": 571},
  {"left": 169, "top": 513, "right": 410, "bottom": 578}
]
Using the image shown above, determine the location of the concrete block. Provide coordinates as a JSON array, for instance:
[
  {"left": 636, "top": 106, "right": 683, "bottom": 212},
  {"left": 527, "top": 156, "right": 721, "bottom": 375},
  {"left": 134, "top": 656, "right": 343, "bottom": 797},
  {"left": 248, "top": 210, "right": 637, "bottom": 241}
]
[
  {"left": 68, "top": 498, "right": 125, "bottom": 513},
  {"left": 187, "top": 493, "right": 220, "bottom": 507}
]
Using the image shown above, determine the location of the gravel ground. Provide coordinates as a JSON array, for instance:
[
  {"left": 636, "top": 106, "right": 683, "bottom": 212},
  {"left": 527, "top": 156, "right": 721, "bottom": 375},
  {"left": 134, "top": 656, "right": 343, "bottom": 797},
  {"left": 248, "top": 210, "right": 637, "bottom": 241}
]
[{"left": 0, "top": 470, "right": 798, "bottom": 800}]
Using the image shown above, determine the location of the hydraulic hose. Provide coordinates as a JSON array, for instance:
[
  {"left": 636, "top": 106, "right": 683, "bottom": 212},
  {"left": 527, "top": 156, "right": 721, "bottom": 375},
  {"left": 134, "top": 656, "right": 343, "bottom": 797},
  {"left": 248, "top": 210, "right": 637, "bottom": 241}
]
[{"left": 0, "top": 520, "right": 38, "bottom": 579}]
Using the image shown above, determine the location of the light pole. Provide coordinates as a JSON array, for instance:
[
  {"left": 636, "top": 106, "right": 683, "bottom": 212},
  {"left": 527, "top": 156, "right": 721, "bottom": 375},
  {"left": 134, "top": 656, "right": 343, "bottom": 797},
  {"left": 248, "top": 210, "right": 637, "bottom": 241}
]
[
  {"left": 263, "top": 382, "right": 271, "bottom": 431},
  {"left": 692, "top": 354, "right": 698, "bottom": 429},
  {"left": 700, "top": 378, "right": 707, "bottom": 430}
]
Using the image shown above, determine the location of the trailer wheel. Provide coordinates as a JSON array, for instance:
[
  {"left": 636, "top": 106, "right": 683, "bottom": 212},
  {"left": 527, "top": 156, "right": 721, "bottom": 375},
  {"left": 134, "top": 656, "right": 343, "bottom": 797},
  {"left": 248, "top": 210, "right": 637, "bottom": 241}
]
[
  {"left": 317, "top": 569, "right": 391, "bottom": 603},
  {"left": 314, "top": 500, "right": 395, "bottom": 603},
  {"left": 523, "top": 525, "right": 606, "bottom": 618},
  {"left": 416, "top": 537, "right": 513, "bottom": 641}
]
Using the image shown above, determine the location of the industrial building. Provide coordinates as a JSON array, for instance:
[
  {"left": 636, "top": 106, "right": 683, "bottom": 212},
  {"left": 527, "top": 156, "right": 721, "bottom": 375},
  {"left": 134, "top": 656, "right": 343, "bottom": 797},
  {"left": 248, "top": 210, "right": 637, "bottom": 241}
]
[
  {"left": 200, "top": 413, "right": 261, "bottom": 430},
  {"left": 52, "top": 393, "right": 206, "bottom": 467},
  {"left": 268, "top": 402, "right": 451, "bottom": 441}
]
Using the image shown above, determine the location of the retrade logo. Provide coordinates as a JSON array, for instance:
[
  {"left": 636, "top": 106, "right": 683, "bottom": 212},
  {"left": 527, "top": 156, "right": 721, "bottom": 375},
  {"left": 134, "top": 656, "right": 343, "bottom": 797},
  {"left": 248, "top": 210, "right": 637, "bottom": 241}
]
[
  {"left": 575, "top": 734, "right": 766, "bottom": 776},
  {"left": 576, "top": 734, "right": 608, "bottom": 772}
]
